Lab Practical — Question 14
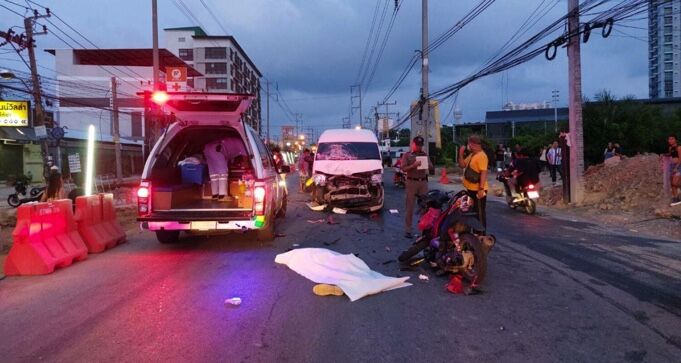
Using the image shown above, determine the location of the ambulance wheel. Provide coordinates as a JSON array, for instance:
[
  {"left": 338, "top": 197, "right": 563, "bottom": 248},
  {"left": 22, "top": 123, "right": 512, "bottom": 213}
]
[{"left": 156, "top": 230, "right": 180, "bottom": 244}]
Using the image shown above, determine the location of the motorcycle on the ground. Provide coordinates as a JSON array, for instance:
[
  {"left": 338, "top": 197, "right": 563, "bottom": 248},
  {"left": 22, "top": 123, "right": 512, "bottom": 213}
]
[
  {"left": 7, "top": 181, "right": 45, "bottom": 208},
  {"left": 399, "top": 190, "right": 479, "bottom": 263},
  {"left": 496, "top": 167, "right": 539, "bottom": 215}
]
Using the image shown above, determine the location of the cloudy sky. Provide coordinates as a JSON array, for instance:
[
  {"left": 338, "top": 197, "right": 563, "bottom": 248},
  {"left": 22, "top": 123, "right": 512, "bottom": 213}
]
[{"left": 0, "top": 0, "right": 648, "bottom": 138}]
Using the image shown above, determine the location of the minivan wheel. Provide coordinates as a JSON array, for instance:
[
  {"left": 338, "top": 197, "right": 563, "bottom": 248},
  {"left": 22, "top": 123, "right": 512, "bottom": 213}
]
[
  {"left": 156, "top": 230, "right": 180, "bottom": 244},
  {"left": 257, "top": 219, "right": 276, "bottom": 241}
]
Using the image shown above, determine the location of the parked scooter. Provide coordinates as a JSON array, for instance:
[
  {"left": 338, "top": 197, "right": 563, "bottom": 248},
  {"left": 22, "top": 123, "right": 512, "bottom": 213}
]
[
  {"left": 7, "top": 181, "right": 45, "bottom": 208},
  {"left": 496, "top": 167, "right": 539, "bottom": 215}
]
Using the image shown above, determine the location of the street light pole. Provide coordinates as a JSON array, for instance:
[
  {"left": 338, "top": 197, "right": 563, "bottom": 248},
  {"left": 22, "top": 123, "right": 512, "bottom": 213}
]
[{"left": 421, "top": 0, "right": 430, "bottom": 156}]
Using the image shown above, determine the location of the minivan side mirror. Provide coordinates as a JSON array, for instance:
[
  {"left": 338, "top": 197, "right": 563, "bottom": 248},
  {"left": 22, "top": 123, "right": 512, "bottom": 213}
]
[{"left": 278, "top": 165, "right": 291, "bottom": 174}]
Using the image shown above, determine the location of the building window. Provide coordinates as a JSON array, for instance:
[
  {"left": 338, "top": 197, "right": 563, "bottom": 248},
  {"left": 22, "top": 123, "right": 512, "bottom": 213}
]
[
  {"left": 187, "top": 78, "right": 194, "bottom": 88},
  {"left": 665, "top": 6, "right": 672, "bottom": 15},
  {"left": 665, "top": 53, "right": 673, "bottom": 61},
  {"left": 665, "top": 25, "right": 673, "bottom": 35},
  {"left": 178, "top": 37, "right": 186, "bottom": 42},
  {"left": 664, "top": 16, "right": 673, "bottom": 25},
  {"left": 665, "top": 62, "right": 674, "bottom": 70},
  {"left": 665, "top": 34, "right": 673, "bottom": 43},
  {"left": 665, "top": 44, "right": 673, "bottom": 53},
  {"left": 131, "top": 112, "right": 142, "bottom": 137},
  {"left": 206, "top": 78, "right": 228, "bottom": 90},
  {"left": 205, "top": 47, "right": 227, "bottom": 59},
  {"left": 205, "top": 62, "right": 227, "bottom": 74},
  {"left": 179, "top": 48, "right": 193, "bottom": 61},
  {"left": 665, "top": 71, "right": 673, "bottom": 81}
]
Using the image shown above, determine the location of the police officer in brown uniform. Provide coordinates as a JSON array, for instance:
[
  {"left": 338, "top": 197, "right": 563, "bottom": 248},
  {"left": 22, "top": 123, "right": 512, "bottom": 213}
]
[{"left": 401, "top": 136, "right": 433, "bottom": 238}]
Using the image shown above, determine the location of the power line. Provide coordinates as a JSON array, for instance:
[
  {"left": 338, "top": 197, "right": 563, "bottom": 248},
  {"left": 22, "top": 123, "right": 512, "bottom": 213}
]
[
  {"left": 199, "top": 0, "right": 231, "bottom": 35},
  {"left": 355, "top": 0, "right": 382, "bottom": 84}
]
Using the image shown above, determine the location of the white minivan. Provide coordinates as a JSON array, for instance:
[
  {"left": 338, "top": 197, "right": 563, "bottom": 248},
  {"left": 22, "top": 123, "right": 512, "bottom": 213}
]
[
  {"left": 136, "top": 92, "right": 288, "bottom": 243},
  {"left": 311, "top": 129, "right": 383, "bottom": 212}
]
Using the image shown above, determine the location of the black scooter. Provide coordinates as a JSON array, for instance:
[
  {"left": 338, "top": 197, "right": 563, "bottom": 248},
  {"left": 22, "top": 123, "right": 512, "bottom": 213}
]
[
  {"left": 496, "top": 168, "right": 539, "bottom": 215},
  {"left": 7, "top": 181, "right": 45, "bottom": 207}
]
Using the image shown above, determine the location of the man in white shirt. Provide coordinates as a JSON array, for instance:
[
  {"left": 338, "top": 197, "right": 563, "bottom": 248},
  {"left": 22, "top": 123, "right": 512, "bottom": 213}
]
[{"left": 547, "top": 141, "right": 564, "bottom": 185}]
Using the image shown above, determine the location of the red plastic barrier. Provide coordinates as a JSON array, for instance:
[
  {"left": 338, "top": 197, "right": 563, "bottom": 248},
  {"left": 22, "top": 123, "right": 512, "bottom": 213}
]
[
  {"left": 100, "top": 193, "right": 126, "bottom": 245},
  {"left": 74, "top": 195, "right": 117, "bottom": 253},
  {"left": 4, "top": 200, "right": 88, "bottom": 276}
]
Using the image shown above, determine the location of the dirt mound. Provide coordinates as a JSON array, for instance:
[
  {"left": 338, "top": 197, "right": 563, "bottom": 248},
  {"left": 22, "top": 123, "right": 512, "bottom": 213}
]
[{"left": 582, "top": 154, "right": 666, "bottom": 213}]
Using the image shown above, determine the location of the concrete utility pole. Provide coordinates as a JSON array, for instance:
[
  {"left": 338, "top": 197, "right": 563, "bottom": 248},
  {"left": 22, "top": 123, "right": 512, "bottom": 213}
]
[
  {"left": 377, "top": 100, "right": 397, "bottom": 140},
  {"left": 421, "top": 0, "right": 430, "bottom": 155},
  {"left": 111, "top": 77, "right": 122, "bottom": 182},
  {"left": 146, "top": 0, "right": 160, "bottom": 159},
  {"left": 24, "top": 10, "right": 51, "bottom": 177},
  {"left": 567, "top": 0, "right": 585, "bottom": 204}
]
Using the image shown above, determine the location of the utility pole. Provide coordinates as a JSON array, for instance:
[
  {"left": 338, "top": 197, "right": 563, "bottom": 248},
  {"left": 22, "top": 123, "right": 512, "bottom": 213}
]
[
  {"left": 111, "top": 77, "right": 122, "bottom": 182},
  {"left": 421, "top": 0, "right": 430, "bottom": 156},
  {"left": 377, "top": 100, "right": 397, "bottom": 140},
  {"left": 567, "top": 0, "right": 585, "bottom": 204},
  {"left": 147, "top": 0, "right": 160, "bottom": 160},
  {"left": 350, "top": 85, "right": 362, "bottom": 128},
  {"left": 24, "top": 9, "right": 51, "bottom": 177},
  {"left": 552, "top": 89, "right": 559, "bottom": 133}
]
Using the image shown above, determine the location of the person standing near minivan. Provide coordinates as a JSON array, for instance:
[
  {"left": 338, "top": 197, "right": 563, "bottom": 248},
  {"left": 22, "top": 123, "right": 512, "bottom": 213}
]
[
  {"left": 458, "top": 135, "right": 489, "bottom": 229},
  {"left": 401, "top": 136, "right": 433, "bottom": 239}
]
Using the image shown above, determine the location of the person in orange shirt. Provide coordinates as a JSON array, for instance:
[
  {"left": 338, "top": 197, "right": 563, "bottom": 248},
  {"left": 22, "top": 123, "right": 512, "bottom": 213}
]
[{"left": 458, "top": 135, "right": 489, "bottom": 229}]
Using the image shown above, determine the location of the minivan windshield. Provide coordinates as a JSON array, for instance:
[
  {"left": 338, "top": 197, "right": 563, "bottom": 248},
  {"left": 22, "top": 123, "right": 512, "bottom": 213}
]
[{"left": 316, "top": 142, "right": 381, "bottom": 161}]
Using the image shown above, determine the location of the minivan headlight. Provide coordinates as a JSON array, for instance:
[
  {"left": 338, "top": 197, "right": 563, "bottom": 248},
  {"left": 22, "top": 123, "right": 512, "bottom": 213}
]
[
  {"left": 313, "top": 174, "right": 327, "bottom": 186},
  {"left": 371, "top": 174, "right": 383, "bottom": 184}
]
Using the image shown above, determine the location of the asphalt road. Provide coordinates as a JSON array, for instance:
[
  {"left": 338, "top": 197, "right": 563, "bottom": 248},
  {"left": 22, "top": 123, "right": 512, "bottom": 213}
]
[{"left": 1, "top": 172, "right": 680, "bottom": 362}]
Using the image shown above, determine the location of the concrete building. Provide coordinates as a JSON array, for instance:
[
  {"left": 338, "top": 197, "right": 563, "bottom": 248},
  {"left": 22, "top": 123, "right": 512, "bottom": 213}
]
[
  {"left": 164, "top": 26, "right": 262, "bottom": 132},
  {"left": 46, "top": 48, "right": 201, "bottom": 176},
  {"left": 649, "top": 0, "right": 681, "bottom": 99},
  {"left": 485, "top": 107, "right": 569, "bottom": 145}
]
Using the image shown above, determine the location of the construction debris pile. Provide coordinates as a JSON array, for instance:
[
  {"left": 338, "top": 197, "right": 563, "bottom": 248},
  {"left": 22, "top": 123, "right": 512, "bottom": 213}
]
[{"left": 540, "top": 154, "right": 680, "bottom": 218}]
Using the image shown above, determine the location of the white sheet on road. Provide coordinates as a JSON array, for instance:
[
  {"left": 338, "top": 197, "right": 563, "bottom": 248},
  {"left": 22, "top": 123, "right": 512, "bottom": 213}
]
[{"left": 275, "top": 248, "right": 411, "bottom": 302}]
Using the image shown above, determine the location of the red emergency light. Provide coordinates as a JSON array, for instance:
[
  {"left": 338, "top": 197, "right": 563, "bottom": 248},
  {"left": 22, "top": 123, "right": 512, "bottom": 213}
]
[{"left": 151, "top": 91, "right": 169, "bottom": 105}]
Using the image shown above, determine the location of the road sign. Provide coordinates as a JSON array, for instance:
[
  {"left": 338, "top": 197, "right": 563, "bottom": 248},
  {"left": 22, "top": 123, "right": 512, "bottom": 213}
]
[
  {"left": 0, "top": 100, "right": 30, "bottom": 127},
  {"left": 68, "top": 153, "right": 82, "bottom": 173},
  {"left": 34, "top": 125, "right": 47, "bottom": 139},
  {"left": 165, "top": 67, "right": 187, "bottom": 82}
]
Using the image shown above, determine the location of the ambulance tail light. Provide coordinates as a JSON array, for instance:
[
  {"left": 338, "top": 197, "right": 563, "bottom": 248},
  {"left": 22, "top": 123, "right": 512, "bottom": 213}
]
[
  {"left": 254, "top": 184, "right": 266, "bottom": 216},
  {"left": 137, "top": 180, "right": 151, "bottom": 216}
]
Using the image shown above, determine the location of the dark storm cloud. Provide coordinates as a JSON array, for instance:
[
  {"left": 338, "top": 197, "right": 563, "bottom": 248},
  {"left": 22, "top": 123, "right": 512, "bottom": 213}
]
[{"left": 0, "top": 0, "right": 649, "bottom": 135}]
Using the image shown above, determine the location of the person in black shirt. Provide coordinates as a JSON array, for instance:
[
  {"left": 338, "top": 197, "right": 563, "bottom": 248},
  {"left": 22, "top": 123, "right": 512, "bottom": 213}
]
[
  {"left": 506, "top": 148, "right": 540, "bottom": 199},
  {"left": 495, "top": 144, "right": 505, "bottom": 170}
]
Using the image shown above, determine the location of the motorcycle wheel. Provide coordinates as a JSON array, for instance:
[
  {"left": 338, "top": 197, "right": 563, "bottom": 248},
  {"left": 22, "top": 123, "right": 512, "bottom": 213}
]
[
  {"left": 7, "top": 194, "right": 21, "bottom": 208},
  {"left": 398, "top": 237, "right": 430, "bottom": 262},
  {"left": 525, "top": 199, "right": 537, "bottom": 215}
]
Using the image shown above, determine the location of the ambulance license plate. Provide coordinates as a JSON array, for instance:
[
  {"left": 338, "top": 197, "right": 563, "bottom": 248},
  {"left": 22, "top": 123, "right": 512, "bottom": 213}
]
[{"left": 191, "top": 221, "right": 217, "bottom": 230}]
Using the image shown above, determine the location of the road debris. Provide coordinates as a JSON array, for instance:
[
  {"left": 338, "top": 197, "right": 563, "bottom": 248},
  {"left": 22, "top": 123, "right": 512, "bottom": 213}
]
[
  {"left": 275, "top": 233, "right": 286, "bottom": 238},
  {"left": 307, "top": 219, "right": 326, "bottom": 224},
  {"left": 326, "top": 215, "right": 340, "bottom": 225},
  {"left": 382, "top": 259, "right": 396, "bottom": 265},
  {"left": 385, "top": 246, "right": 391, "bottom": 252},
  {"left": 410, "top": 258, "right": 425, "bottom": 266},
  {"left": 292, "top": 243, "right": 300, "bottom": 248},
  {"left": 306, "top": 202, "right": 327, "bottom": 211},
  {"left": 418, "top": 274, "right": 429, "bottom": 281},
  {"left": 389, "top": 209, "right": 399, "bottom": 214},
  {"left": 225, "top": 297, "right": 242, "bottom": 307},
  {"left": 333, "top": 207, "right": 348, "bottom": 214}
]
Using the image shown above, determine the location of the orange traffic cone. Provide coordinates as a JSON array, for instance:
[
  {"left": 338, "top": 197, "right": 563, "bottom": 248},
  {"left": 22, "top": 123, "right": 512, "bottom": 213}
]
[{"left": 439, "top": 168, "right": 450, "bottom": 184}]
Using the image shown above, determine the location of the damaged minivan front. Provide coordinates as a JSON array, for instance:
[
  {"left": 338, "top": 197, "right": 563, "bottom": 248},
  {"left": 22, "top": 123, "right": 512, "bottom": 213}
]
[{"left": 311, "top": 129, "right": 384, "bottom": 212}]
